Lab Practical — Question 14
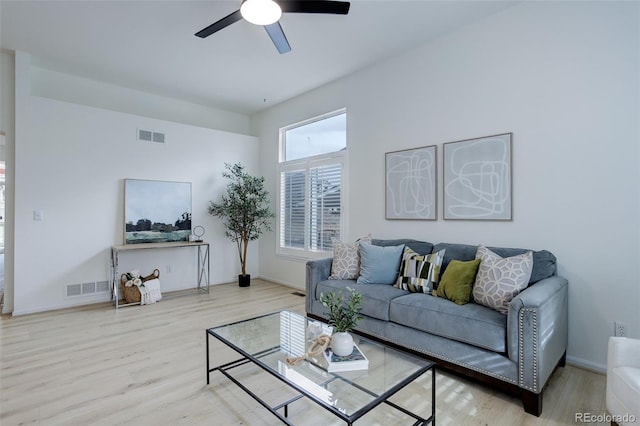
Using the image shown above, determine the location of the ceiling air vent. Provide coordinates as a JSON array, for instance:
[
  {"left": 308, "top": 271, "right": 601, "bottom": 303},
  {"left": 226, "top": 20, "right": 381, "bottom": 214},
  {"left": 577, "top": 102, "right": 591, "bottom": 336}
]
[
  {"left": 152, "top": 132, "right": 165, "bottom": 143},
  {"left": 138, "top": 129, "right": 165, "bottom": 144}
]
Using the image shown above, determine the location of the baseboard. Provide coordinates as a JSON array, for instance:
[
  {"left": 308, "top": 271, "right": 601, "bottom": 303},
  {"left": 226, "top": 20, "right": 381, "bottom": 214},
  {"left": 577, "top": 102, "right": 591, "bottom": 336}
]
[
  {"left": 11, "top": 296, "right": 112, "bottom": 316},
  {"left": 11, "top": 280, "right": 241, "bottom": 316},
  {"left": 567, "top": 355, "right": 606, "bottom": 374},
  {"left": 258, "top": 274, "right": 304, "bottom": 292}
]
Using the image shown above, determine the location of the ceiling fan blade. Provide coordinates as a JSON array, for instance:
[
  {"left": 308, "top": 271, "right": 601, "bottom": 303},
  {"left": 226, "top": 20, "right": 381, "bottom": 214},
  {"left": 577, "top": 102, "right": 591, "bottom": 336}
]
[
  {"left": 264, "top": 22, "right": 292, "bottom": 54},
  {"left": 278, "top": 1, "right": 350, "bottom": 15},
  {"left": 195, "top": 9, "right": 242, "bottom": 38}
]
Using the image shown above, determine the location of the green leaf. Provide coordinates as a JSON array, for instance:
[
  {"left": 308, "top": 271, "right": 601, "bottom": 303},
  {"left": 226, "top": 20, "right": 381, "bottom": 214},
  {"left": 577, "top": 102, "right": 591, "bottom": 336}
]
[{"left": 319, "top": 287, "right": 363, "bottom": 333}]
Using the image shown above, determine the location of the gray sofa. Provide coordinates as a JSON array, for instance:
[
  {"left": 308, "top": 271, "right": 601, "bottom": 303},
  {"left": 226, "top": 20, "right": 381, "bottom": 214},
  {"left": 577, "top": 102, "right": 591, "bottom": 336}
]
[{"left": 306, "top": 239, "right": 568, "bottom": 416}]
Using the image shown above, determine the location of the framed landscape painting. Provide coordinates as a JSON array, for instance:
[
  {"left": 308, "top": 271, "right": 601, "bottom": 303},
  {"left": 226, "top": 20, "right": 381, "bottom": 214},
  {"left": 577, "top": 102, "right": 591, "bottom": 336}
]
[
  {"left": 124, "top": 179, "right": 192, "bottom": 244},
  {"left": 385, "top": 145, "right": 437, "bottom": 220},
  {"left": 443, "top": 133, "right": 512, "bottom": 220}
]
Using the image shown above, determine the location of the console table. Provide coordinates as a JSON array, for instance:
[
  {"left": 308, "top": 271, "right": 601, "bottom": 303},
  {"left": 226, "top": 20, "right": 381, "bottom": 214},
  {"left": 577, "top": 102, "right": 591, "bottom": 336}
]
[{"left": 110, "top": 241, "right": 210, "bottom": 309}]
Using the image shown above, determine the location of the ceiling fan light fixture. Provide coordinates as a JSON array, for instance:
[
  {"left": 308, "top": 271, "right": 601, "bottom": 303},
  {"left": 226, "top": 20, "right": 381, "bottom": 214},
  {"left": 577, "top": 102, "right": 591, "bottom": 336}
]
[{"left": 240, "top": 0, "right": 282, "bottom": 26}]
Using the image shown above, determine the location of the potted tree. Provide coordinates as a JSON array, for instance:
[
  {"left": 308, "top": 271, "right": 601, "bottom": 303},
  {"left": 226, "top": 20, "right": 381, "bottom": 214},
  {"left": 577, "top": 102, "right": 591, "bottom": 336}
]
[
  {"left": 208, "top": 163, "right": 274, "bottom": 287},
  {"left": 320, "top": 287, "right": 363, "bottom": 356}
]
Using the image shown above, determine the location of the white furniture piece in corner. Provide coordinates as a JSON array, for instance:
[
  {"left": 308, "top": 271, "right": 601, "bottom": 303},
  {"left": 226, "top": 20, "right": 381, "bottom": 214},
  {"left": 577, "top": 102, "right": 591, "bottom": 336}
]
[{"left": 606, "top": 336, "right": 640, "bottom": 426}]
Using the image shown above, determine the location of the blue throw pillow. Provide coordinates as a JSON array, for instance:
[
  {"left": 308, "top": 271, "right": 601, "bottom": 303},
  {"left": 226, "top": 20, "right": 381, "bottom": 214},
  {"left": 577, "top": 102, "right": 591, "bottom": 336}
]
[{"left": 357, "top": 242, "right": 405, "bottom": 285}]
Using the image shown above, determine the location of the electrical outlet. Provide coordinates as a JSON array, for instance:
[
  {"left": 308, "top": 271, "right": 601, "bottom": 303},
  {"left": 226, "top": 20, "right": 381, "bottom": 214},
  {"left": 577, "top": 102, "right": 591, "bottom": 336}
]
[
  {"left": 166, "top": 265, "right": 172, "bottom": 274},
  {"left": 614, "top": 321, "right": 627, "bottom": 337}
]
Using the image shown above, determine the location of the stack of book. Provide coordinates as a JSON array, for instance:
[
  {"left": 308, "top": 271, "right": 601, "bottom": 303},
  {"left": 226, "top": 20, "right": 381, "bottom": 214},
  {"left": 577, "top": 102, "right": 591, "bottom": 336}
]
[{"left": 323, "top": 343, "right": 369, "bottom": 372}]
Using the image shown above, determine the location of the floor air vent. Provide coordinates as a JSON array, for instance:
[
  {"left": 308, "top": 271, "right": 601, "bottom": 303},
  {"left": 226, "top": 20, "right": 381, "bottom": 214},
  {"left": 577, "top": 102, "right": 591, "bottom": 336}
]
[
  {"left": 66, "top": 281, "right": 110, "bottom": 298},
  {"left": 66, "top": 284, "right": 82, "bottom": 297},
  {"left": 96, "top": 281, "right": 110, "bottom": 293},
  {"left": 82, "top": 282, "right": 96, "bottom": 294}
]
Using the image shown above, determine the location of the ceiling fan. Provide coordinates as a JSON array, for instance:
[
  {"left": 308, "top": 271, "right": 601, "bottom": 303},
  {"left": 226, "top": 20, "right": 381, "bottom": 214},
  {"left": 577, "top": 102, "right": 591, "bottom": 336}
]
[{"left": 195, "top": 0, "right": 351, "bottom": 54}]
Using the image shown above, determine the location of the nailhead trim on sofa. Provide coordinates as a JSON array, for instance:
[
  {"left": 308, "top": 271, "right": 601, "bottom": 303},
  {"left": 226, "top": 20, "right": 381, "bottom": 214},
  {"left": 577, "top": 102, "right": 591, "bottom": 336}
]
[{"left": 518, "top": 308, "right": 539, "bottom": 392}]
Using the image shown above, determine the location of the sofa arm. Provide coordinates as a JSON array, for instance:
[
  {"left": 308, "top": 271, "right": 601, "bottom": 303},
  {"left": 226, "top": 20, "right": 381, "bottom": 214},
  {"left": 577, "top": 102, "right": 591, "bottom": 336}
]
[
  {"left": 305, "top": 257, "right": 333, "bottom": 313},
  {"left": 507, "top": 275, "right": 568, "bottom": 393}
]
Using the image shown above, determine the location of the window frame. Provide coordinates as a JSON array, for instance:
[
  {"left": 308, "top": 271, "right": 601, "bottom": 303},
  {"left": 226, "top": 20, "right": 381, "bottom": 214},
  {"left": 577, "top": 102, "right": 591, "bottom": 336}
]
[{"left": 277, "top": 109, "right": 348, "bottom": 260}]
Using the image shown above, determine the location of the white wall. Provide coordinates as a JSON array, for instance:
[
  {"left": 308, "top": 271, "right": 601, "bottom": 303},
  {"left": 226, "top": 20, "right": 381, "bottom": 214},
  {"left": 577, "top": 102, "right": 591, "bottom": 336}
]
[
  {"left": 252, "top": 1, "right": 640, "bottom": 369},
  {"left": 30, "top": 66, "right": 251, "bottom": 136},
  {"left": 12, "top": 51, "right": 260, "bottom": 315}
]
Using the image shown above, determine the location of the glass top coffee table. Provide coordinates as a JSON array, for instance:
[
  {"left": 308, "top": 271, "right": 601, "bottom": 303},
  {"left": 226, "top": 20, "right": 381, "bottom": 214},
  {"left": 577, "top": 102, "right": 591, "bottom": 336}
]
[{"left": 206, "top": 311, "right": 435, "bottom": 425}]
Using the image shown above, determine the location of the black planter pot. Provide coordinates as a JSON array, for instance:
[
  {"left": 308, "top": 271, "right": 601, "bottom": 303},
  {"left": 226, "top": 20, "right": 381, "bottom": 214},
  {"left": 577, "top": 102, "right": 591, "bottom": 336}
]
[{"left": 239, "top": 274, "right": 251, "bottom": 287}]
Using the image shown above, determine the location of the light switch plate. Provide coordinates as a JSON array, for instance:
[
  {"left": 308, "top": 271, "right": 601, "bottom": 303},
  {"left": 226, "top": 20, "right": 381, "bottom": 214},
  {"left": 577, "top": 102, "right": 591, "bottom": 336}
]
[{"left": 33, "top": 210, "right": 44, "bottom": 221}]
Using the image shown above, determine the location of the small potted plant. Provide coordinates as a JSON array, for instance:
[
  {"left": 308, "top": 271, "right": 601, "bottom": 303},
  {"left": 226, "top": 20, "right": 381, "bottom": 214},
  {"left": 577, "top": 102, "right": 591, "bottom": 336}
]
[
  {"left": 320, "top": 287, "right": 363, "bottom": 356},
  {"left": 208, "top": 163, "right": 274, "bottom": 287}
]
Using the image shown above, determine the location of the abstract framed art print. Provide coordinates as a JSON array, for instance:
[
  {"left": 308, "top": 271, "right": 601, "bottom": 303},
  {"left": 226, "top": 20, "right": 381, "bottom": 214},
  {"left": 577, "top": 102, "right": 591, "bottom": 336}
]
[
  {"left": 385, "top": 145, "right": 437, "bottom": 220},
  {"left": 443, "top": 133, "right": 512, "bottom": 220}
]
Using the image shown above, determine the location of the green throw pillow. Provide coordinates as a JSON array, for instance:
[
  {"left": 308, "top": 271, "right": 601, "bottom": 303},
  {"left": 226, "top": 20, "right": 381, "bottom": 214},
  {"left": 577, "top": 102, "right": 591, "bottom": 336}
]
[{"left": 435, "top": 258, "right": 481, "bottom": 305}]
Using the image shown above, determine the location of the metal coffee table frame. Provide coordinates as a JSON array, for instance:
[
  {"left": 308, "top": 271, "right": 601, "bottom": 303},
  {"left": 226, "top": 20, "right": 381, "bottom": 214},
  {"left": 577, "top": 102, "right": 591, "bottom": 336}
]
[{"left": 205, "top": 312, "right": 436, "bottom": 425}]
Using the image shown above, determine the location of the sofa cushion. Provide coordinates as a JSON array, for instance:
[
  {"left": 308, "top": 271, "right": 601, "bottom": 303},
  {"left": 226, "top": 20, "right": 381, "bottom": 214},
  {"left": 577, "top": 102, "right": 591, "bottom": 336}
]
[
  {"left": 432, "top": 243, "right": 557, "bottom": 285},
  {"left": 329, "top": 234, "right": 372, "bottom": 280},
  {"left": 389, "top": 293, "right": 507, "bottom": 352},
  {"left": 373, "top": 239, "right": 434, "bottom": 255},
  {"left": 435, "top": 258, "right": 480, "bottom": 305},
  {"left": 357, "top": 242, "right": 405, "bottom": 285},
  {"left": 473, "top": 246, "right": 533, "bottom": 314},
  {"left": 315, "top": 279, "right": 408, "bottom": 321},
  {"left": 394, "top": 248, "right": 446, "bottom": 294}
]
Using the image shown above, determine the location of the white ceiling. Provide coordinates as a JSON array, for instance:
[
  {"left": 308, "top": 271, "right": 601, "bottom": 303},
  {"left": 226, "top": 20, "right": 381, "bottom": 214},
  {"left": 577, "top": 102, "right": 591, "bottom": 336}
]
[{"left": 1, "top": 0, "right": 516, "bottom": 115}]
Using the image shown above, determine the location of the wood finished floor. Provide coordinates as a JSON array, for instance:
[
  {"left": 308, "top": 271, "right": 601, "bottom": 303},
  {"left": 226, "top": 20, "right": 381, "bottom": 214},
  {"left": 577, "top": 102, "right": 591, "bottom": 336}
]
[{"left": 0, "top": 280, "right": 607, "bottom": 425}]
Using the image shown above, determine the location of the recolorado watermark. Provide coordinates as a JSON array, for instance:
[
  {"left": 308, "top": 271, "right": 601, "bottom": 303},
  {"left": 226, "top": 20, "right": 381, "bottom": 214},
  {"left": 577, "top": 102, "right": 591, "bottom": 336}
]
[{"left": 576, "top": 412, "right": 637, "bottom": 423}]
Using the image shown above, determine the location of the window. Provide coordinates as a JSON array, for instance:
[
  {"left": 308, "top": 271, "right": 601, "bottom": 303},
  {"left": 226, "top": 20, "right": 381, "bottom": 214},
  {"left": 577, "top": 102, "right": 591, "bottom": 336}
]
[{"left": 278, "top": 110, "right": 346, "bottom": 258}]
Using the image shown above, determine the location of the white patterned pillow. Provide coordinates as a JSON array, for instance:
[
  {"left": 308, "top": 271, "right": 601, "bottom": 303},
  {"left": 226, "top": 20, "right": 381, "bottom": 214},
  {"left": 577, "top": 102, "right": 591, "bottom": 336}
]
[
  {"left": 329, "top": 235, "right": 372, "bottom": 280},
  {"left": 472, "top": 246, "right": 533, "bottom": 314}
]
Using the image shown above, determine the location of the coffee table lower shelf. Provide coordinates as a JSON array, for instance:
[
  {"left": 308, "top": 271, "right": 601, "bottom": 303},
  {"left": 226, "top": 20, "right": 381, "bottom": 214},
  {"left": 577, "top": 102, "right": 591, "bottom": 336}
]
[{"left": 205, "top": 313, "right": 436, "bottom": 425}]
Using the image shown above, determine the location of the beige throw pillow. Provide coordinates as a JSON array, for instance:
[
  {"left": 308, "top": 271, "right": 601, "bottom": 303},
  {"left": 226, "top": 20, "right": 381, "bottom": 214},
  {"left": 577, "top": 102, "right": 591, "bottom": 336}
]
[
  {"left": 472, "top": 246, "right": 533, "bottom": 314},
  {"left": 329, "top": 234, "right": 372, "bottom": 280}
]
